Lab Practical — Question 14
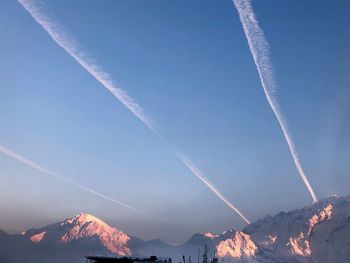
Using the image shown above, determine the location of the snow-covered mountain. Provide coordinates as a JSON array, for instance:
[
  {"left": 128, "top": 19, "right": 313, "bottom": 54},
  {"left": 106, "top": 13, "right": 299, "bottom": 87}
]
[
  {"left": 0, "top": 195, "right": 349, "bottom": 263},
  {"left": 216, "top": 231, "right": 258, "bottom": 262},
  {"left": 241, "top": 195, "right": 350, "bottom": 262},
  {"left": 21, "top": 213, "right": 132, "bottom": 256},
  {"left": 0, "top": 213, "right": 136, "bottom": 263},
  {"left": 214, "top": 195, "right": 350, "bottom": 262}
]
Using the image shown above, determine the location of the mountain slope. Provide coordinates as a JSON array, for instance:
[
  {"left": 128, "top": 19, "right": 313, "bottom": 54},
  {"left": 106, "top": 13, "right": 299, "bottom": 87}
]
[
  {"left": 240, "top": 195, "right": 350, "bottom": 262},
  {"left": 21, "top": 213, "right": 132, "bottom": 257},
  {"left": 0, "top": 195, "right": 349, "bottom": 263},
  {"left": 216, "top": 231, "right": 257, "bottom": 261}
]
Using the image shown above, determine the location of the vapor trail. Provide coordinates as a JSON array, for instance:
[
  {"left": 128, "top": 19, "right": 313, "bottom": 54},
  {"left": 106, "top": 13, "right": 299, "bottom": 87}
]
[
  {"left": 0, "top": 144, "right": 137, "bottom": 211},
  {"left": 18, "top": 0, "right": 250, "bottom": 223},
  {"left": 177, "top": 153, "right": 250, "bottom": 224},
  {"left": 153, "top": 131, "right": 251, "bottom": 224},
  {"left": 231, "top": 0, "right": 318, "bottom": 203}
]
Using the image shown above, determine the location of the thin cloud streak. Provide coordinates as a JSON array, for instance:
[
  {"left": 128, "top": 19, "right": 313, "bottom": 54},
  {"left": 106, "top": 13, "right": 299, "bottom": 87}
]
[
  {"left": 232, "top": 0, "right": 318, "bottom": 203},
  {"left": 0, "top": 144, "right": 138, "bottom": 211},
  {"left": 18, "top": 0, "right": 250, "bottom": 223},
  {"left": 177, "top": 153, "right": 251, "bottom": 224},
  {"left": 18, "top": 0, "right": 153, "bottom": 130},
  {"left": 154, "top": 130, "right": 251, "bottom": 224}
]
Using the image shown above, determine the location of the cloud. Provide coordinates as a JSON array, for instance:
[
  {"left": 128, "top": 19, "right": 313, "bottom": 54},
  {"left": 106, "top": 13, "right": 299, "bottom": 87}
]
[
  {"left": 17, "top": 0, "right": 250, "bottom": 223},
  {"left": 232, "top": 0, "right": 317, "bottom": 203},
  {"left": 0, "top": 144, "right": 138, "bottom": 211}
]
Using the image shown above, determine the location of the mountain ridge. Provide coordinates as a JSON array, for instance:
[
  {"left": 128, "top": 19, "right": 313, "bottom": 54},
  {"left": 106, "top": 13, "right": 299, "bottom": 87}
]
[{"left": 1, "top": 195, "right": 349, "bottom": 263}]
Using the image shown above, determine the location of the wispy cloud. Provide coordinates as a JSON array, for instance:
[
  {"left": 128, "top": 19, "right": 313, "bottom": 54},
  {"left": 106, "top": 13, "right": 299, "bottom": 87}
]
[
  {"left": 17, "top": 0, "right": 250, "bottom": 223},
  {"left": 0, "top": 144, "right": 138, "bottom": 211},
  {"left": 231, "top": 0, "right": 318, "bottom": 203}
]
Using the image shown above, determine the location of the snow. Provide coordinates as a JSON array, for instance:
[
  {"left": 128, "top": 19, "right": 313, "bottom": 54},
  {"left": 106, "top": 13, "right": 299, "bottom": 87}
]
[
  {"left": 203, "top": 232, "right": 218, "bottom": 239},
  {"left": 30, "top": 231, "right": 46, "bottom": 243},
  {"left": 307, "top": 204, "right": 332, "bottom": 235},
  {"left": 4, "top": 195, "right": 350, "bottom": 263},
  {"left": 287, "top": 232, "right": 311, "bottom": 257},
  {"left": 60, "top": 213, "right": 131, "bottom": 256},
  {"left": 216, "top": 231, "right": 257, "bottom": 258}
]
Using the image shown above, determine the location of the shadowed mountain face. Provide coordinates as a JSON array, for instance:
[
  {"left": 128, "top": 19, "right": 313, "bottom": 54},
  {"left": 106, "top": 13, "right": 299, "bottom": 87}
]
[{"left": 0, "top": 195, "right": 350, "bottom": 263}]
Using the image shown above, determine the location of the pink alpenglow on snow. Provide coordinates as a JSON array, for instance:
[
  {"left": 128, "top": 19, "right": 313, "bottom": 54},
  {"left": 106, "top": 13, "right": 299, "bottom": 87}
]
[
  {"left": 216, "top": 231, "right": 257, "bottom": 258},
  {"left": 30, "top": 231, "right": 46, "bottom": 243},
  {"left": 288, "top": 232, "right": 312, "bottom": 257},
  {"left": 203, "top": 232, "right": 219, "bottom": 239},
  {"left": 308, "top": 204, "right": 332, "bottom": 235},
  {"left": 60, "top": 213, "right": 132, "bottom": 256}
]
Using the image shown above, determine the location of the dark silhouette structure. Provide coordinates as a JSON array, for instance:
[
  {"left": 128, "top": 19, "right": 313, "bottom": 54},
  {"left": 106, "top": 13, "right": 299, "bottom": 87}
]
[
  {"left": 201, "top": 244, "right": 218, "bottom": 263},
  {"left": 86, "top": 256, "right": 172, "bottom": 263}
]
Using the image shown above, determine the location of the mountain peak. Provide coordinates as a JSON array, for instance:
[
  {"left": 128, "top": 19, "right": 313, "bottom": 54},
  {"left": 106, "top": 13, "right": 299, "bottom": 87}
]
[
  {"left": 60, "top": 213, "right": 120, "bottom": 237},
  {"left": 22, "top": 212, "right": 132, "bottom": 256},
  {"left": 64, "top": 213, "right": 107, "bottom": 227},
  {"left": 59, "top": 213, "right": 112, "bottom": 240},
  {"left": 216, "top": 231, "right": 257, "bottom": 259},
  {"left": 59, "top": 213, "right": 131, "bottom": 255},
  {"left": 2, "top": 195, "right": 349, "bottom": 263}
]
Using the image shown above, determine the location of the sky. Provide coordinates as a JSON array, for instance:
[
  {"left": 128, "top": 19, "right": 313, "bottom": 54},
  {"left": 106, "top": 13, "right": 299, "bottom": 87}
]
[{"left": 0, "top": 0, "right": 349, "bottom": 244}]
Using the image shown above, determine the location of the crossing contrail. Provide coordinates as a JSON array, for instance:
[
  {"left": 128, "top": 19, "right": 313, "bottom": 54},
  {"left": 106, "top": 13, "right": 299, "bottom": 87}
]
[
  {"left": 0, "top": 144, "right": 138, "bottom": 211},
  {"left": 18, "top": 0, "right": 250, "bottom": 223},
  {"left": 231, "top": 0, "right": 318, "bottom": 203}
]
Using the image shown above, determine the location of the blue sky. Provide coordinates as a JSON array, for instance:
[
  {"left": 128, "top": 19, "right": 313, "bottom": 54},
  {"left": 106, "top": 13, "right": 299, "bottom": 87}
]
[{"left": 0, "top": 0, "right": 349, "bottom": 243}]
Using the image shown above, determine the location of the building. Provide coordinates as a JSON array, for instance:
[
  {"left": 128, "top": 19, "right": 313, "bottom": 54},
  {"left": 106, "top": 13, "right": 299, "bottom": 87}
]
[{"left": 86, "top": 256, "right": 172, "bottom": 263}]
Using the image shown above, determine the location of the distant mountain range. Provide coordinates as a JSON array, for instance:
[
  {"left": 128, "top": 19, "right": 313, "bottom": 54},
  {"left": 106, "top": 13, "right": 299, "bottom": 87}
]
[{"left": 1, "top": 195, "right": 349, "bottom": 263}]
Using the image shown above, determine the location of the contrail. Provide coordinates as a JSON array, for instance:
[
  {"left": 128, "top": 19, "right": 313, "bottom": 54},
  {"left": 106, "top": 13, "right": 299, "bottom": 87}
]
[
  {"left": 18, "top": 0, "right": 153, "bottom": 130},
  {"left": 17, "top": 0, "right": 250, "bottom": 223},
  {"left": 153, "top": 131, "right": 250, "bottom": 224},
  {"left": 177, "top": 153, "right": 250, "bottom": 224},
  {"left": 0, "top": 144, "right": 137, "bottom": 211},
  {"left": 231, "top": 0, "right": 318, "bottom": 203}
]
